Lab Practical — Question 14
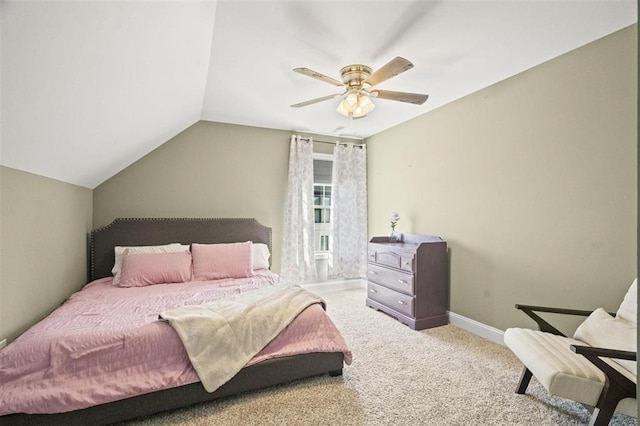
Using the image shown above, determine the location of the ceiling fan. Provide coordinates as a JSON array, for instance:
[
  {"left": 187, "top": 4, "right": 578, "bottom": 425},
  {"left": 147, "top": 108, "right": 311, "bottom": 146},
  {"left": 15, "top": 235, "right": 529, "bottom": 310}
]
[{"left": 291, "top": 57, "right": 428, "bottom": 119}]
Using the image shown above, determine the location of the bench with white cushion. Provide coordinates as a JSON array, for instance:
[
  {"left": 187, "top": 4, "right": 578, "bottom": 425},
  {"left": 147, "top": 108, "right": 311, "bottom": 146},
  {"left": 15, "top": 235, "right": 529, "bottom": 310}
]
[{"left": 504, "top": 279, "right": 637, "bottom": 426}]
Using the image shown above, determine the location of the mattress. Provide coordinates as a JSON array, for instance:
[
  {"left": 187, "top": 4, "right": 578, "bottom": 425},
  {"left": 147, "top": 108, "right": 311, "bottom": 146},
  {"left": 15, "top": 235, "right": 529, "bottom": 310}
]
[{"left": 0, "top": 271, "right": 352, "bottom": 415}]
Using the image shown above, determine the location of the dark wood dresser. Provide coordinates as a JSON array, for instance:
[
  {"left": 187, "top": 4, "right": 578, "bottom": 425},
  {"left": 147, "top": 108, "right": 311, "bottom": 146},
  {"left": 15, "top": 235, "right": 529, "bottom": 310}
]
[{"left": 366, "top": 234, "right": 448, "bottom": 330}]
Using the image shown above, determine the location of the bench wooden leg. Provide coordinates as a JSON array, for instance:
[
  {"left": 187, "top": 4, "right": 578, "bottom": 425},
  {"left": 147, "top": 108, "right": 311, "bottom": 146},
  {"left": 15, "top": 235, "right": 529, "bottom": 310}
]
[
  {"left": 516, "top": 367, "right": 533, "bottom": 394},
  {"left": 588, "top": 381, "right": 628, "bottom": 426},
  {"left": 589, "top": 406, "right": 614, "bottom": 426}
]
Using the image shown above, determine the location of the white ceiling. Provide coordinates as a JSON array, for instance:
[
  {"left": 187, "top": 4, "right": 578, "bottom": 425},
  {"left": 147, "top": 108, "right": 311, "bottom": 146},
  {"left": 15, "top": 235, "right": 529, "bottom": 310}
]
[{"left": 1, "top": 1, "right": 637, "bottom": 188}]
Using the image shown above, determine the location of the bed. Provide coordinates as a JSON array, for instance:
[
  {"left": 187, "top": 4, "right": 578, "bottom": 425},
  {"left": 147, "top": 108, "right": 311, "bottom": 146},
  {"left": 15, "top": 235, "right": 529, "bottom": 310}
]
[{"left": 0, "top": 217, "right": 351, "bottom": 425}]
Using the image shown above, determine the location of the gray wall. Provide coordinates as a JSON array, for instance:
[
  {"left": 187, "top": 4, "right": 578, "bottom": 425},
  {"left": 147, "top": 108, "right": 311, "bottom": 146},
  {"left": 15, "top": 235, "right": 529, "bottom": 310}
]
[
  {"left": 366, "top": 25, "right": 637, "bottom": 332},
  {"left": 93, "top": 122, "right": 296, "bottom": 273},
  {"left": 0, "top": 166, "right": 93, "bottom": 341}
]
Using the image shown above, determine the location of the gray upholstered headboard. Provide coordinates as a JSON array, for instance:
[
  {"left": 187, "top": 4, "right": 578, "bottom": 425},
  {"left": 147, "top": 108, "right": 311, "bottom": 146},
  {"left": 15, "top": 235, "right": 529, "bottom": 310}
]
[{"left": 89, "top": 218, "right": 272, "bottom": 281}]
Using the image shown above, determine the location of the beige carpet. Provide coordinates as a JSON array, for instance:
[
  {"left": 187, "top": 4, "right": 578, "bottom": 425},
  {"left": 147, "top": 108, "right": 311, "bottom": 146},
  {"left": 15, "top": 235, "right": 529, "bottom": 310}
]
[{"left": 123, "top": 287, "right": 636, "bottom": 426}]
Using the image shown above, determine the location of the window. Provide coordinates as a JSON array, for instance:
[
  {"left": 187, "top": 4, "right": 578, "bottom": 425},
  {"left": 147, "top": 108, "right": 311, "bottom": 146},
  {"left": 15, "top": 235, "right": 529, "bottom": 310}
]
[
  {"left": 313, "top": 156, "right": 332, "bottom": 253},
  {"left": 314, "top": 184, "right": 331, "bottom": 223}
]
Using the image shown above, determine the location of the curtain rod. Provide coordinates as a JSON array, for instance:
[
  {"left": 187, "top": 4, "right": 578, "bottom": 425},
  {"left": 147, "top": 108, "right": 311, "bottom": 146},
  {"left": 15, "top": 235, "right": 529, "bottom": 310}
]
[{"left": 298, "top": 136, "right": 365, "bottom": 148}]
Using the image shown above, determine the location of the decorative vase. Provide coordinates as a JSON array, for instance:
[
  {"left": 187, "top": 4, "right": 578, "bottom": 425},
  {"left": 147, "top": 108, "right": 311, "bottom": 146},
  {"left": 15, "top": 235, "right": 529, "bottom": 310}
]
[{"left": 389, "top": 229, "right": 398, "bottom": 243}]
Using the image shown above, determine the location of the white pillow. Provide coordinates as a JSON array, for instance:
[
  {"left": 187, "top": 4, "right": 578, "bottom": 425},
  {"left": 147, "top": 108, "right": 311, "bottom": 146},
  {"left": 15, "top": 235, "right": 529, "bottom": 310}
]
[
  {"left": 112, "top": 243, "right": 190, "bottom": 285},
  {"left": 616, "top": 278, "right": 637, "bottom": 325},
  {"left": 252, "top": 243, "right": 270, "bottom": 270},
  {"left": 574, "top": 307, "right": 637, "bottom": 375}
]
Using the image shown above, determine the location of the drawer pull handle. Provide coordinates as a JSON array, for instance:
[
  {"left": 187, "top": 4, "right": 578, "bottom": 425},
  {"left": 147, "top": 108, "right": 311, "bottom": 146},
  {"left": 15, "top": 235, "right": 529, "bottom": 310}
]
[
  {"left": 404, "top": 262, "right": 411, "bottom": 266},
  {"left": 369, "top": 289, "right": 377, "bottom": 294},
  {"left": 398, "top": 300, "right": 407, "bottom": 305},
  {"left": 370, "top": 254, "right": 375, "bottom": 258},
  {"left": 370, "top": 271, "right": 378, "bottom": 275},
  {"left": 398, "top": 279, "right": 407, "bottom": 284}
]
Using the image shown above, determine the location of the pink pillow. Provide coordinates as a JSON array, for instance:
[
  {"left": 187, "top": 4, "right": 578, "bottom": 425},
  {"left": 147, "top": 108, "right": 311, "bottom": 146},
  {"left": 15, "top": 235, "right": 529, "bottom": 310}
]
[
  {"left": 192, "top": 242, "right": 254, "bottom": 281},
  {"left": 119, "top": 251, "right": 192, "bottom": 287}
]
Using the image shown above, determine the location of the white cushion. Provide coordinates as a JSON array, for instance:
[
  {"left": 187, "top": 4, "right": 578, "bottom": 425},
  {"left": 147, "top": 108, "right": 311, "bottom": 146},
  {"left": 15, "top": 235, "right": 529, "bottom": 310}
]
[
  {"left": 504, "top": 327, "right": 636, "bottom": 417},
  {"left": 616, "top": 278, "right": 637, "bottom": 326},
  {"left": 574, "top": 308, "right": 636, "bottom": 376},
  {"left": 252, "top": 243, "right": 270, "bottom": 270}
]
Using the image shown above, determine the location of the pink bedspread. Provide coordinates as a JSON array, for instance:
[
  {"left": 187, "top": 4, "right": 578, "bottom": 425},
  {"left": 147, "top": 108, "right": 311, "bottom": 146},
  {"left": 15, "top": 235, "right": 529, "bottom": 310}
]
[{"left": 0, "top": 272, "right": 352, "bottom": 415}]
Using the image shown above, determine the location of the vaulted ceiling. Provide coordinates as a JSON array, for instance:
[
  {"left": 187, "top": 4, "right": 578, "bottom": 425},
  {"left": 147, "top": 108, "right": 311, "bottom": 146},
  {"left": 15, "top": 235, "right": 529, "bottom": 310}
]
[{"left": 1, "top": 1, "right": 636, "bottom": 188}]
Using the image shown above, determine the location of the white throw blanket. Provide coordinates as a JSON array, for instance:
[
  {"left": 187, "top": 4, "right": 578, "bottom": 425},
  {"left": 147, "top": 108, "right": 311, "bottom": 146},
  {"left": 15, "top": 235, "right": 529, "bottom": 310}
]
[{"left": 159, "top": 284, "right": 324, "bottom": 392}]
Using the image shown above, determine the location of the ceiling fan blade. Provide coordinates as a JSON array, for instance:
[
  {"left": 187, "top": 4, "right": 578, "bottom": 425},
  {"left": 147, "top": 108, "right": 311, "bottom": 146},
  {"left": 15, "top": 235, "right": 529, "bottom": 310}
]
[
  {"left": 364, "top": 57, "right": 414, "bottom": 87},
  {"left": 293, "top": 67, "right": 345, "bottom": 87},
  {"left": 372, "top": 89, "right": 429, "bottom": 105},
  {"left": 291, "top": 93, "right": 343, "bottom": 108}
]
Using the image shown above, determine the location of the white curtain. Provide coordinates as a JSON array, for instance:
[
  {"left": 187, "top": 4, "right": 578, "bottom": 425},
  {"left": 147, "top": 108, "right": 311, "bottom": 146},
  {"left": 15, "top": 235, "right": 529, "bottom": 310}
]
[
  {"left": 280, "top": 135, "right": 317, "bottom": 283},
  {"left": 329, "top": 143, "right": 368, "bottom": 279}
]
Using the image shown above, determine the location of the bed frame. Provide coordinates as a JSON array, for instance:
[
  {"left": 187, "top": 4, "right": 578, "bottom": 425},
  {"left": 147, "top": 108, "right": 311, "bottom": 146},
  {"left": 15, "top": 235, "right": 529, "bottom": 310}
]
[{"left": 3, "top": 218, "right": 344, "bottom": 426}]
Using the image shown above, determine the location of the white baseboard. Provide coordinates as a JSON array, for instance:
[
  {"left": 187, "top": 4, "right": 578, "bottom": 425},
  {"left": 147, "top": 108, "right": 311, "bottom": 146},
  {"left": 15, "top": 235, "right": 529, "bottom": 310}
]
[
  {"left": 448, "top": 311, "right": 505, "bottom": 346},
  {"left": 302, "top": 281, "right": 505, "bottom": 345},
  {"left": 301, "top": 278, "right": 366, "bottom": 293}
]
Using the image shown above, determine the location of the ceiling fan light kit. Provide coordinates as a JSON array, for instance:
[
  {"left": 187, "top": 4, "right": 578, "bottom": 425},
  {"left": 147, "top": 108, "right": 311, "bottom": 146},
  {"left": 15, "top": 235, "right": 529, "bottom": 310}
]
[
  {"left": 336, "top": 92, "right": 375, "bottom": 119},
  {"left": 292, "top": 57, "right": 428, "bottom": 120}
]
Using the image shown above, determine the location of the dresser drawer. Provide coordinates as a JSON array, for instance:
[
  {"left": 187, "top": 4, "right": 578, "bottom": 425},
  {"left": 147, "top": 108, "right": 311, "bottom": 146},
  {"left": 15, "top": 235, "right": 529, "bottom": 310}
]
[
  {"left": 367, "top": 263, "right": 414, "bottom": 295},
  {"left": 399, "top": 255, "right": 414, "bottom": 272},
  {"left": 369, "top": 246, "right": 415, "bottom": 273},
  {"left": 367, "top": 282, "right": 414, "bottom": 317},
  {"left": 374, "top": 250, "right": 401, "bottom": 269}
]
